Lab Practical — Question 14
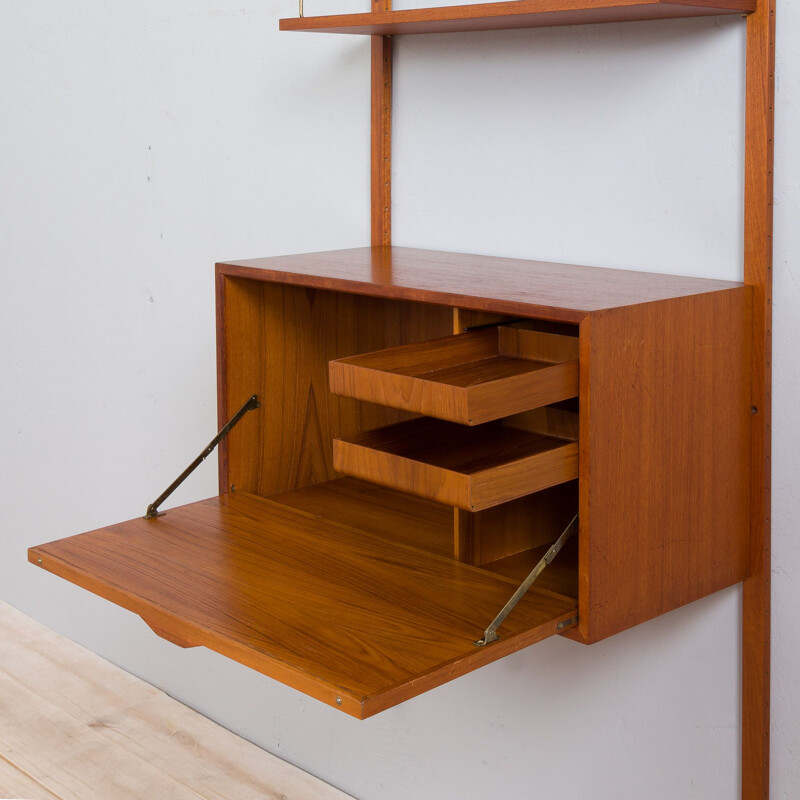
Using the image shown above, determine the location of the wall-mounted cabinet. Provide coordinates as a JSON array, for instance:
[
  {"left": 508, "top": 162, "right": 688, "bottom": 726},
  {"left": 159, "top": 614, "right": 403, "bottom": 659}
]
[{"left": 30, "top": 246, "right": 752, "bottom": 718}]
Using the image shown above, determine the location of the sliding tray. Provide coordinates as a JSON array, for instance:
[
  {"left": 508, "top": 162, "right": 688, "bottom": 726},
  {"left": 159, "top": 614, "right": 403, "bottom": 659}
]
[
  {"left": 29, "top": 492, "right": 577, "bottom": 718},
  {"left": 330, "top": 326, "right": 579, "bottom": 426},
  {"left": 333, "top": 417, "right": 579, "bottom": 511}
]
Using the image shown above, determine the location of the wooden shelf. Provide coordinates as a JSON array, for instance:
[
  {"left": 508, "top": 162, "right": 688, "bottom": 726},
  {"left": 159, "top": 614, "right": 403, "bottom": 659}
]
[
  {"left": 268, "top": 477, "right": 454, "bottom": 558},
  {"left": 280, "top": 0, "right": 753, "bottom": 36},
  {"left": 218, "top": 247, "right": 746, "bottom": 324},
  {"left": 329, "top": 325, "right": 579, "bottom": 425},
  {"left": 333, "top": 417, "right": 579, "bottom": 510},
  {"left": 28, "top": 491, "right": 577, "bottom": 719}
]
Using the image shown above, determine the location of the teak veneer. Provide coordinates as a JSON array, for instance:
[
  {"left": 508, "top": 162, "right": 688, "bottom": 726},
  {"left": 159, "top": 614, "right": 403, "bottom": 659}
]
[
  {"left": 269, "top": 477, "right": 455, "bottom": 558},
  {"left": 32, "top": 252, "right": 752, "bottom": 697},
  {"left": 333, "top": 417, "right": 579, "bottom": 510},
  {"left": 329, "top": 325, "right": 579, "bottom": 425},
  {"left": 219, "top": 246, "right": 743, "bottom": 323},
  {"left": 29, "top": 492, "right": 577, "bottom": 719},
  {"left": 210, "top": 258, "right": 751, "bottom": 647}
]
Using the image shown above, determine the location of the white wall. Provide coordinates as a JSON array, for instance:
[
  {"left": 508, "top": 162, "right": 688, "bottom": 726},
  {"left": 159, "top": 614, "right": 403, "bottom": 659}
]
[{"left": 1, "top": 2, "right": 797, "bottom": 798}]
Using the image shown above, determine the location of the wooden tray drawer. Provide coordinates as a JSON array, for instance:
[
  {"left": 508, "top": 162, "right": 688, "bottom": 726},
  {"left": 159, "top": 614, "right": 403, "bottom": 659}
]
[
  {"left": 329, "top": 325, "right": 579, "bottom": 425},
  {"left": 332, "top": 417, "right": 579, "bottom": 511}
]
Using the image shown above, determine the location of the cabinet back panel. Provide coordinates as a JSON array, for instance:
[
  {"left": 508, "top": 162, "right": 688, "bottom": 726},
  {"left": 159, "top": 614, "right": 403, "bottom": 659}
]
[
  {"left": 455, "top": 480, "right": 579, "bottom": 566},
  {"left": 217, "top": 278, "right": 452, "bottom": 497}
]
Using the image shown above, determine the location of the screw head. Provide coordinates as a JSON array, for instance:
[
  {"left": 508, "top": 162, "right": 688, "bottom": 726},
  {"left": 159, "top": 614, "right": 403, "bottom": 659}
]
[
  {"left": 335, "top": 696, "right": 342, "bottom": 706},
  {"left": 37, "top": 558, "right": 42, "bottom": 565}
]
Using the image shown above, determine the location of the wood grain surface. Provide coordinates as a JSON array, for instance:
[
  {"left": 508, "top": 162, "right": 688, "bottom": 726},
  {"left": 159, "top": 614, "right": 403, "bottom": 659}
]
[
  {"left": 575, "top": 289, "right": 752, "bottom": 643},
  {"left": 0, "top": 756, "right": 59, "bottom": 800},
  {"left": 0, "top": 601, "right": 354, "bottom": 800},
  {"left": 217, "top": 278, "right": 451, "bottom": 497},
  {"left": 29, "top": 493, "right": 577, "bottom": 719},
  {"left": 333, "top": 417, "right": 579, "bottom": 510},
  {"left": 371, "top": 29, "right": 391, "bottom": 246},
  {"left": 280, "top": 0, "right": 753, "bottom": 35},
  {"left": 454, "top": 481, "right": 579, "bottom": 566},
  {"left": 329, "top": 326, "right": 578, "bottom": 425},
  {"left": 481, "top": 536, "right": 580, "bottom": 600},
  {"left": 268, "top": 477, "right": 454, "bottom": 558},
  {"left": 742, "top": 0, "right": 775, "bottom": 792},
  {"left": 218, "top": 247, "right": 745, "bottom": 324}
]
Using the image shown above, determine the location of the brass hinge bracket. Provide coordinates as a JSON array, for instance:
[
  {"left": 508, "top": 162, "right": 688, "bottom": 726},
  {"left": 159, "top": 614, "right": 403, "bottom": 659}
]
[
  {"left": 144, "top": 394, "right": 260, "bottom": 520},
  {"left": 474, "top": 513, "right": 578, "bottom": 646}
]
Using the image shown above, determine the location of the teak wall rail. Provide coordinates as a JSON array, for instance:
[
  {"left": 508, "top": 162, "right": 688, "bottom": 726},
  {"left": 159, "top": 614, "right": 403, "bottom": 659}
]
[
  {"left": 363, "top": 5, "right": 774, "bottom": 797},
  {"left": 743, "top": 0, "right": 775, "bottom": 796}
]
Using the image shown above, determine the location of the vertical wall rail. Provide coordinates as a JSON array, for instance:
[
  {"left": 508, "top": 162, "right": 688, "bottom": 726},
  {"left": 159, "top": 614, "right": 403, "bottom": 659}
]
[
  {"left": 743, "top": 0, "right": 775, "bottom": 795},
  {"left": 371, "top": 1, "right": 392, "bottom": 246}
]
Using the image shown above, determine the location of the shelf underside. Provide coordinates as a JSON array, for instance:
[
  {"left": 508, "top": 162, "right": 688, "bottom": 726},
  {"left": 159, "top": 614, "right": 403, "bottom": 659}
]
[
  {"left": 280, "top": 0, "right": 753, "bottom": 35},
  {"left": 29, "top": 486, "right": 577, "bottom": 718}
]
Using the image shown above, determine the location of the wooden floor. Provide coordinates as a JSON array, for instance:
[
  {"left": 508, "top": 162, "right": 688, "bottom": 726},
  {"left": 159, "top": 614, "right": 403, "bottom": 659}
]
[{"left": 0, "top": 601, "right": 353, "bottom": 800}]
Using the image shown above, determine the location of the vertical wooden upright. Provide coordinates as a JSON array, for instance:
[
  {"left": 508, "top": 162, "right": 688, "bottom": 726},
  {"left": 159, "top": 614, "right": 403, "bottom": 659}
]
[
  {"left": 743, "top": 0, "right": 775, "bottom": 795},
  {"left": 363, "top": 0, "right": 774, "bottom": 790},
  {"left": 371, "top": 0, "right": 392, "bottom": 247}
]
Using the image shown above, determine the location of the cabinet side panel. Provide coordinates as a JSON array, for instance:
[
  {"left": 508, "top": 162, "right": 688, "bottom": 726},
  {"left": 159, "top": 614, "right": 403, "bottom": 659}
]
[
  {"left": 219, "top": 278, "right": 452, "bottom": 496},
  {"left": 582, "top": 289, "right": 752, "bottom": 642}
]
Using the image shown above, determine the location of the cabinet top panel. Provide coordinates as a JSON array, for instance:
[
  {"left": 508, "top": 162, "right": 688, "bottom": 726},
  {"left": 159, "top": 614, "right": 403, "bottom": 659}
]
[
  {"left": 280, "top": 0, "right": 752, "bottom": 36},
  {"left": 218, "top": 247, "right": 744, "bottom": 323}
]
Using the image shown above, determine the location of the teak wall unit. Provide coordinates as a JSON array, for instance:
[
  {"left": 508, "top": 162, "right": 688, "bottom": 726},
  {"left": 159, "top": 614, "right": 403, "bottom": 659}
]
[{"left": 29, "top": 1, "right": 773, "bottom": 797}]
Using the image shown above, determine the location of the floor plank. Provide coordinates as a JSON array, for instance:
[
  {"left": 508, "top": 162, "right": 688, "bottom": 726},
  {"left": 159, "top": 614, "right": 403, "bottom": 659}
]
[
  {"left": 0, "top": 670, "right": 208, "bottom": 800},
  {"left": 0, "top": 756, "right": 62, "bottom": 800},
  {"left": 0, "top": 601, "right": 352, "bottom": 800}
]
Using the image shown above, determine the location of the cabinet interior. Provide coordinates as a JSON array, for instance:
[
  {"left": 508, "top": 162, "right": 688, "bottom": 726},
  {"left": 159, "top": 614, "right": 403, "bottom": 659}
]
[{"left": 220, "top": 276, "right": 582, "bottom": 592}]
